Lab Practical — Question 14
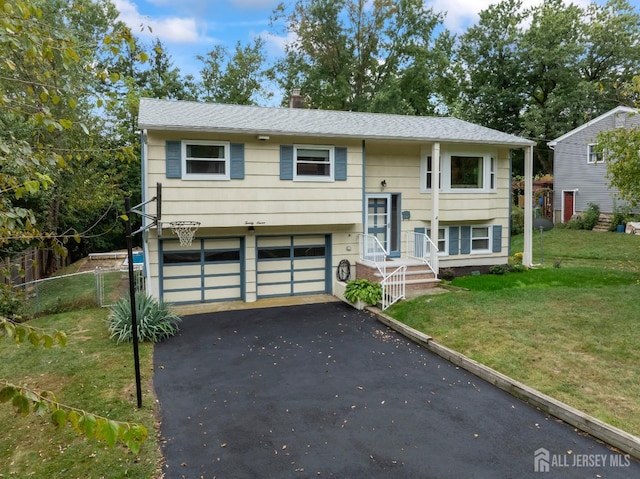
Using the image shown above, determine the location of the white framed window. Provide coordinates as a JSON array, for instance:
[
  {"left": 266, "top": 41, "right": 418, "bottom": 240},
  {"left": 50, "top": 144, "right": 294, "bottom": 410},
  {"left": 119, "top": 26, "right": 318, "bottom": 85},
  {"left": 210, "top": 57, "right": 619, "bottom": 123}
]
[
  {"left": 421, "top": 155, "right": 443, "bottom": 191},
  {"left": 471, "top": 226, "right": 491, "bottom": 253},
  {"left": 294, "top": 145, "right": 334, "bottom": 181},
  {"left": 182, "top": 140, "right": 230, "bottom": 180},
  {"left": 490, "top": 156, "right": 496, "bottom": 189},
  {"left": 440, "top": 150, "right": 498, "bottom": 192},
  {"left": 587, "top": 144, "right": 603, "bottom": 164},
  {"left": 426, "top": 227, "right": 448, "bottom": 255}
]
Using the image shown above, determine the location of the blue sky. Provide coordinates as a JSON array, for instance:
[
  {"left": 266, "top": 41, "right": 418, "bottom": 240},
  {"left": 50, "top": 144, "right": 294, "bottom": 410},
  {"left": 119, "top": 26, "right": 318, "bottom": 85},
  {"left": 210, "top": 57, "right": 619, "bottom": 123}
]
[{"left": 113, "top": 0, "right": 637, "bottom": 91}]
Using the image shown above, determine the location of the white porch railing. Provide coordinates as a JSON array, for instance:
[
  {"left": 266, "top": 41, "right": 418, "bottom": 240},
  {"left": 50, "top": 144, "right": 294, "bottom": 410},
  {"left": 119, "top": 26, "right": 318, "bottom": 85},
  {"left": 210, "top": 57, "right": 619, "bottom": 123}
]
[
  {"left": 404, "top": 231, "right": 439, "bottom": 278},
  {"left": 381, "top": 264, "right": 406, "bottom": 310},
  {"left": 359, "top": 234, "right": 387, "bottom": 277}
]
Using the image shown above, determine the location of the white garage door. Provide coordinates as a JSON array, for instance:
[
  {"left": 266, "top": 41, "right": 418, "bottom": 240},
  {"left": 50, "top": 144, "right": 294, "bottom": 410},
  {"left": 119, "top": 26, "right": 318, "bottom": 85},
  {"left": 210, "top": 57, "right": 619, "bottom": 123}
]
[
  {"left": 256, "top": 235, "right": 330, "bottom": 298},
  {"left": 160, "top": 237, "right": 244, "bottom": 304}
]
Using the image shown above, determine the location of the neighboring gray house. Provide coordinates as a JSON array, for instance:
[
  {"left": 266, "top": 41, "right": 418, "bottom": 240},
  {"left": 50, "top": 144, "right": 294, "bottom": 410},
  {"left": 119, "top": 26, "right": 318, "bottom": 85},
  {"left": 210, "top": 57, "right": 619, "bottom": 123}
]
[{"left": 549, "top": 106, "right": 639, "bottom": 223}]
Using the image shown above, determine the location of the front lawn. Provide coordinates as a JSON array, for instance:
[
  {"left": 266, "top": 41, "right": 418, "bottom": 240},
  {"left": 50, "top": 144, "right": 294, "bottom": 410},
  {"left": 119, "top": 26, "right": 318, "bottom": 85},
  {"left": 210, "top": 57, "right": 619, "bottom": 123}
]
[
  {"left": 387, "top": 228, "right": 640, "bottom": 437},
  {"left": 0, "top": 309, "right": 160, "bottom": 478}
]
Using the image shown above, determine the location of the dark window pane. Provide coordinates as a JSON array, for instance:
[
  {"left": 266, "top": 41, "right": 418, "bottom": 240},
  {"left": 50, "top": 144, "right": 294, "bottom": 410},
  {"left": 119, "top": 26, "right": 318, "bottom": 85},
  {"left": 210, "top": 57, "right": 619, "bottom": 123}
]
[
  {"left": 187, "top": 144, "right": 224, "bottom": 159},
  {"left": 204, "top": 250, "right": 240, "bottom": 262},
  {"left": 163, "top": 252, "right": 200, "bottom": 264},
  {"left": 258, "top": 247, "right": 291, "bottom": 259},
  {"left": 451, "top": 156, "right": 483, "bottom": 188},
  {"left": 294, "top": 246, "right": 325, "bottom": 258},
  {"left": 187, "top": 159, "right": 225, "bottom": 174},
  {"left": 296, "top": 163, "right": 330, "bottom": 176}
]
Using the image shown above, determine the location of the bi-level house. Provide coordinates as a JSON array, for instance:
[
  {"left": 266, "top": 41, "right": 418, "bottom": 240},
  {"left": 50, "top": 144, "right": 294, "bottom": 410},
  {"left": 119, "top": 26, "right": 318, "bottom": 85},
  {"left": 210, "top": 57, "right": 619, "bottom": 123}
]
[
  {"left": 549, "top": 106, "right": 640, "bottom": 223},
  {"left": 137, "top": 97, "right": 535, "bottom": 308}
]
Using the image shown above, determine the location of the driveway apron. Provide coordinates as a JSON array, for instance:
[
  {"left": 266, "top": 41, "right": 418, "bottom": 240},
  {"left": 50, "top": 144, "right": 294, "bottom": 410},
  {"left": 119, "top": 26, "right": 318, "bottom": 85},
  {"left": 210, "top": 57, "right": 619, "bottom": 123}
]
[{"left": 153, "top": 302, "right": 639, "bottom": 478}]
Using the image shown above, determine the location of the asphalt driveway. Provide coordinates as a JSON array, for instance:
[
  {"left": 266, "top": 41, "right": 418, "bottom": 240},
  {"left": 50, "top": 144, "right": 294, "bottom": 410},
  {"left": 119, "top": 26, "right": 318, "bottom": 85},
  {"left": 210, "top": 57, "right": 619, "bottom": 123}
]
[{"left": 153, "top": 301, "right": 638, "bottom": 478}]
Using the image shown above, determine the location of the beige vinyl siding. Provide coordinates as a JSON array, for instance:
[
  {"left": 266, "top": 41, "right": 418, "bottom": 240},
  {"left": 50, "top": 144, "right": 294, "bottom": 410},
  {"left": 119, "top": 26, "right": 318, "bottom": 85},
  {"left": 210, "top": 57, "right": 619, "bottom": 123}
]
[{"left": 145, "top": 132, "right": 362, "bottom": 228}]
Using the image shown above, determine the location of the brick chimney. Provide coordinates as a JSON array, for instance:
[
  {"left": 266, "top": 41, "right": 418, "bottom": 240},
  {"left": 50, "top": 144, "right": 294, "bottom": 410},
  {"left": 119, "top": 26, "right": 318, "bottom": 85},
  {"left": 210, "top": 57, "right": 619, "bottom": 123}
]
[{"left": 289, "top": 88, "right": 305, "bottom": 108}]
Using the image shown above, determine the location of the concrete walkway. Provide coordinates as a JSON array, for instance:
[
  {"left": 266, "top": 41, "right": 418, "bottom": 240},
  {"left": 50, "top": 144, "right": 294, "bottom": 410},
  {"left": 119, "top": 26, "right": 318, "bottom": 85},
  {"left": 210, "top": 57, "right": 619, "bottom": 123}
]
[{"left": 154, "top": 302, "right": 639, "bottom": 478}]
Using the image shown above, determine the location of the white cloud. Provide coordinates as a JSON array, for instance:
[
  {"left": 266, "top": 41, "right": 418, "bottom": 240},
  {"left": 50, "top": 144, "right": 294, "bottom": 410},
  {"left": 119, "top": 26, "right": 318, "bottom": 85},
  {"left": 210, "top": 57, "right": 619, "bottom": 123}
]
[
  {"left": 113, "top": 0, "right": 215, "bottom": 44},
  {"left": 425, "top": 0, "right": 594, "bottom": 33}
]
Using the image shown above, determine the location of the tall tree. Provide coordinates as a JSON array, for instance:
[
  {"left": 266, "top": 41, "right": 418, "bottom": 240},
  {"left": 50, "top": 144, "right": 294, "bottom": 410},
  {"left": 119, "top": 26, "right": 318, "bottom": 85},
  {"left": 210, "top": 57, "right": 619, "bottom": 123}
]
[
  {"left": 598, "top": 78, "right": 640, "bottom": 208},
  {"left": 271, "top": 0, "right": 449, "bottom": 114},
  {"left": 138, "top": 38, "right": 199, "bottom": 101},
  {"left": 449, "top": 0, "right": 640, "bottom": 174},
  {"left": 0, "top": 0, "right": 148, "bottom": 452},
  {"left": 198, "top": 38, "right": 271, "bottom": 105},
  {"left": 453, "top": 0, "right": 526, "bottom": 133}
]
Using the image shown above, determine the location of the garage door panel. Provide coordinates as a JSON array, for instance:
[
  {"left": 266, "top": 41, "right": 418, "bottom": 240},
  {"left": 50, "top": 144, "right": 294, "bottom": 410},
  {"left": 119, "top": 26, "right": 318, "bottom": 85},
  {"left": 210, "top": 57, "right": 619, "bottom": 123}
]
[
  {"left": 203, "top": 263, "right": 241, "bottom": 275},
  {"left": 160, "top": 238, "right": 243, "bottom": 304},
  {"left": 163, "top": 276, "right": 199, "bottom": 289},
  {"left": 257, "top": 236, "right": 290, "bottom": 248},
  {"left": 293, "top": 281, "right": 325, "bottom": 294},
  {"left": 257, "top": 283, "right": 291, "bottom": 297},
  {"left": 163, "top": 289, "right": 202, "bottom": 303},
  {"left": 257, "top": 260, "right": 290, "bottom": 273},
  {"left": 293, "top": 235, "right": 324, "bottom": 246},
  {"left": 204, "top": 286, "right": 242, "bottom": 301},
  {"left": 203, "top": 238, "right": 240, "bottom": 249},
  {"left": 203, "top": 274, "right": 242, "bottom": 288},
  {"left": 164, "top": 265, "right": 201, "bottom": 277},
  {"left": 294, "top": 270, "right": 324, "bottom": 282},
  {"left": 256, "top": 235, "right": 329, "bottom": 299}
]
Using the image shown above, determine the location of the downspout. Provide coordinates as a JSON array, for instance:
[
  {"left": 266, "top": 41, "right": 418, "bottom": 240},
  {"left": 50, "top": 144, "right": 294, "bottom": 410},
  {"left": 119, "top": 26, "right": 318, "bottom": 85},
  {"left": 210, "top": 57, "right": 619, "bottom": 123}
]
[{"left": 523, "top": 145, "right": 534, "bottom": 266}]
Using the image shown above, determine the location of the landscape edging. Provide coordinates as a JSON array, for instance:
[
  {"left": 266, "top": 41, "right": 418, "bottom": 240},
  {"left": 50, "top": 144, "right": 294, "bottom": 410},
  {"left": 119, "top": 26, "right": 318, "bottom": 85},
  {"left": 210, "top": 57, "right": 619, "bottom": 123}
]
[{"left": 372, "top": 308, "right": 640, "bottom": 461}]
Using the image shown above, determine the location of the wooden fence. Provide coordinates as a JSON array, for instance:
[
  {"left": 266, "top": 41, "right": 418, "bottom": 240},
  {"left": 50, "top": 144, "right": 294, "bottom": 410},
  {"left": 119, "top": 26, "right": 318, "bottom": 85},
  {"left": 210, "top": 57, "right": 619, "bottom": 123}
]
[{"left": 1, "top": 248, "right": 70, "bottom": 286}]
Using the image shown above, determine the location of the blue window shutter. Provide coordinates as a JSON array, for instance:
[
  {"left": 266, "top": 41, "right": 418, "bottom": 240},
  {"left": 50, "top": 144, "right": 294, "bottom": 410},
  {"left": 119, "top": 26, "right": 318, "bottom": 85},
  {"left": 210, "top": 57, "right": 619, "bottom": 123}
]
[
  {"left": 166, "top": 141, "right": 181, "bottom": 178},
  {"left": 449, "top": 227, "right": 459, "bottom": 255},
  {"left": 492, "top": 225, "right": 502, "bottom": 253},
  {"left": 280, "top": 145, "right": 294, "bottom": 180},
  {"left": 335, "top": 147, "right": 347, "bottom": 180},
  {"left": 460, "top": 226, "right": 471, "bottom": 254},
  {"left": 230, "top": 143, "right": 245, "bottom": 179}
]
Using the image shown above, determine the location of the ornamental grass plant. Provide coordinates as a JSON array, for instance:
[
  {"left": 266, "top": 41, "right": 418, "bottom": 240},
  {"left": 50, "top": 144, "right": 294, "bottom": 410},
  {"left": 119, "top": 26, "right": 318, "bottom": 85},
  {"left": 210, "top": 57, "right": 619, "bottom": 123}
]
[{"left": 107, "top": 292, "right": 181, "bottom": 344}]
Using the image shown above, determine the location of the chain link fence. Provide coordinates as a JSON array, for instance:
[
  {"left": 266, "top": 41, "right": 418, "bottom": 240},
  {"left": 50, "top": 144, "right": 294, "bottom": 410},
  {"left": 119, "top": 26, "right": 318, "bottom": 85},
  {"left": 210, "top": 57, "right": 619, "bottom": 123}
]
[{"left": 16, "top": 266, "right": 145, "bottom": 317}]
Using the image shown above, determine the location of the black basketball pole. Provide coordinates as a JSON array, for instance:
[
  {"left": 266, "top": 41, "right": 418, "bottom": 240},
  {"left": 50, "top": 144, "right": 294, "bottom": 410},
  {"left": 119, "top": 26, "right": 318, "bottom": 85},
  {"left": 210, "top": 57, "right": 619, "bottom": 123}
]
[{"left": 125, "top": 196, "right": 143, "bottom": 408}]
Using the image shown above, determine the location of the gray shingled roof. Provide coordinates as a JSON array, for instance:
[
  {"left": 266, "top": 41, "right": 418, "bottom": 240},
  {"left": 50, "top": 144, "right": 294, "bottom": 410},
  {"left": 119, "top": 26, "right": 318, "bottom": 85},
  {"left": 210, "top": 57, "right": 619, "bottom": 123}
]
[{"left": 138, "top": 97, "right": 535, "bottom": 146}]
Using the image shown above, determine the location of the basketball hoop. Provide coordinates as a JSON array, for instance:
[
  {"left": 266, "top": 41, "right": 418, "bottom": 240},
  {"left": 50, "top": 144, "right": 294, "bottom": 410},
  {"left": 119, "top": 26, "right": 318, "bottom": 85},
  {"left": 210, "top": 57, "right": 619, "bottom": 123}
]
[{"left": 169, "top": 221, "right": 200, "bottom": 247}]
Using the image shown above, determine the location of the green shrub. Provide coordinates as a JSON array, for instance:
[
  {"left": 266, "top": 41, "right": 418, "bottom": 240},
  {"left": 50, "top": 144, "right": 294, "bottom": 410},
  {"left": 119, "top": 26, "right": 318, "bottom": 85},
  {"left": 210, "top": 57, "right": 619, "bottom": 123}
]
[
  {"left": 610, "top": 202, "right": 631, "bottom": 231},
  {"left": 510, "top": 206, "right": 525, "bottom": 235},
  {"left": 510, "top": 264, "right": 527, "bottom": 273},
  {"left": 566, "top": 216, "right": 583, "bottom": 230},
  {"left": 489, "top": 264, "right": 510, "bottom": 275},
  {"left": 0, "top": 284, "right": 26, "bottom": 322},
  {"left": 344, "top": 279, "right": 382, "bottom": 305},
  {"left": 582, "top": 202, "right": 600, "bottom": 230},
  {"left": 509, "top": 252, "right": 523, "bottom": 266},
  {"left": 439, "top": 268, "right": 455, "bottom": 281},
  {"left": 107, "top": 293, "right": 181, "bottom": 344}
]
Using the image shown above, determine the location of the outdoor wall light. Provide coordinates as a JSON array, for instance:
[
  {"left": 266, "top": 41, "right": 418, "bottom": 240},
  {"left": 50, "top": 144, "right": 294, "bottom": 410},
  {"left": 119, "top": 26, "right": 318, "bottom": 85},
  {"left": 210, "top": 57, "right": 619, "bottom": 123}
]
[
  {"left": 248, "top": 225, "right": 255, "bottom": 234},
  {"left": 381, "top": 179, "right": 387, "bottom": 188}
]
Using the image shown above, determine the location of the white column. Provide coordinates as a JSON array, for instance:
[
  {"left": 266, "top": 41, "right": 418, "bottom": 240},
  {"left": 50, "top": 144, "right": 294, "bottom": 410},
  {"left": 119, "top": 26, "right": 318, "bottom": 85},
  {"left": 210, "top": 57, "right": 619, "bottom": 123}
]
[
  {"left": 523, "top": 145, "right": 534, "bottom": 266},
  {"left": 431, "top": 142, "right": 440, "bottom": 236}
]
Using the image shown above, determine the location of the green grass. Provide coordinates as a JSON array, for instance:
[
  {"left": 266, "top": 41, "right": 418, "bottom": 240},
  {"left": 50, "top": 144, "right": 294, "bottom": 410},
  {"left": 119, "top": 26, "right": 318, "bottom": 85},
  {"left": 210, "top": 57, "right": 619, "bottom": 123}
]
[
  {"left": 388, "top": 228, "right": 640, "bottom": 437},
  {"left": 0, "top": 308, "right": 160, "bottom": 478}
]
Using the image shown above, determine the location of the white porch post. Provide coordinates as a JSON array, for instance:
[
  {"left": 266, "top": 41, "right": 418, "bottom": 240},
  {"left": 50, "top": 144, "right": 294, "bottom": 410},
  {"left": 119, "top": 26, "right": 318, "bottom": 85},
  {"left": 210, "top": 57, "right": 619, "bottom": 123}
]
[
  {"left": 430, "top": 142, "right": 440, "bottom": 232},
  {"left": 523, "top": 145, "right": 534, "bottom": 266},
  {"left": 431, "top": 142, "right": 440, "bottom": 275}
]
